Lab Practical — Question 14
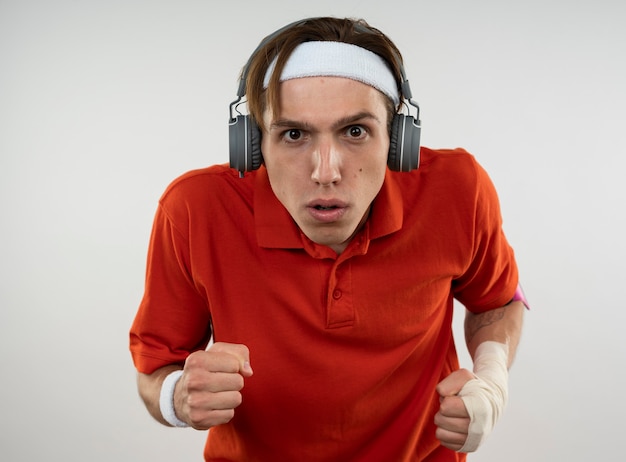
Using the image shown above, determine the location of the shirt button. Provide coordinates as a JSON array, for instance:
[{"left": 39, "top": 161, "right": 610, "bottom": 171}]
[{"left": 333, "top": 289, "right": 342, "bottom": 299}]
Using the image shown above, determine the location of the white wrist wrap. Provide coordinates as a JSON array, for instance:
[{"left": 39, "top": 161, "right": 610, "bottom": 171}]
[
  {"left": 159, "top": 370, "right": 189, "bottom": 428},
  {"left": 458, "top": 341, "right": 509, "bottom": 452}
]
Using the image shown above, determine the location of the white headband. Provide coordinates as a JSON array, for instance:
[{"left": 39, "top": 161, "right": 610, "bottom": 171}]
[{"left": 262, "top": 41, "right": 400, "bottom": 105}]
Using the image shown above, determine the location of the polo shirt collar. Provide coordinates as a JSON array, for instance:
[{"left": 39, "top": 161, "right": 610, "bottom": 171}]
[{"left": 254, "top": 167, "right": 404, "bottom": 250}]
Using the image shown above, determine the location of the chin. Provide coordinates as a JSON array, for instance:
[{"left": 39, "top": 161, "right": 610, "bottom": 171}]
[{"left": 301, "top": 222, "right": 357, "bottom": 249}]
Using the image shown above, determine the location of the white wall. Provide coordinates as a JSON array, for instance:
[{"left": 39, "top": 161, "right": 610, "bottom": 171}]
[{"left": 1, "top": 0, "right": 624, "bottom": 460}]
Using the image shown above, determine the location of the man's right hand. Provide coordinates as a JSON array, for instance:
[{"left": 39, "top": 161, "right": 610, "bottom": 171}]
[{"left": 174, "top": 342, "right": 253, "bottom": 430}]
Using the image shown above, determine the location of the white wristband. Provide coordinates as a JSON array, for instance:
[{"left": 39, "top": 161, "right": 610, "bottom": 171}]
[
  {"left": 458, "top": 341, "right": 509, "bottom": 452},
  {"left": 159, "top": 370, "right": 189, "bottom": 428}
]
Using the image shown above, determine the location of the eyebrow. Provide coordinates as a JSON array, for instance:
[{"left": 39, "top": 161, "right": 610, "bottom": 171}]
[{"left": 269, "top": 111, "right": 382, "bottom": 131}]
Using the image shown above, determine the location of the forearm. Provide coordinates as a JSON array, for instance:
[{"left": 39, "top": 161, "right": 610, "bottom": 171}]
[
  {"left": 137, "top": 365, "right": 183, "bottom": 426},
  {"left": 464, "top": 301, "right": 525, "bottom": 367},
  {"left": 442, "top": 301, "right": 524, "bottom": 452}
]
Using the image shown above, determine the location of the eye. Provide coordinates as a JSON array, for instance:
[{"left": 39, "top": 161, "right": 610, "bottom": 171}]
[
  {"left": 282, "top": 129, "right": 302, "bottom": 142},
  {"left": 346, "top": 125, "right": 366, "bottom": 139}
]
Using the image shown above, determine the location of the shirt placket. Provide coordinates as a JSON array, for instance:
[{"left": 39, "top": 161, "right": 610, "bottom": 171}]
[{"left": 326, "top": 259, "right": 354, "bottom": 329}]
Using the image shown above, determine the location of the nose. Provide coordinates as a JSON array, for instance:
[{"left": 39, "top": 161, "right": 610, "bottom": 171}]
[{"left": 311, "top": 141, "right": 341, "bottom": 186}]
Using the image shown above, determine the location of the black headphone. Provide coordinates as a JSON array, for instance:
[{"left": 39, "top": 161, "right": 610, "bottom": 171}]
[{"left": 229, "top": 18, "right": 421, "bottom": 175}]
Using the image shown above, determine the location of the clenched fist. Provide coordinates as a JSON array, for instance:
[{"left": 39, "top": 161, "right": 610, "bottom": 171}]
[{"left": 174, "top": 342, "right": 253, "bottom": 430}]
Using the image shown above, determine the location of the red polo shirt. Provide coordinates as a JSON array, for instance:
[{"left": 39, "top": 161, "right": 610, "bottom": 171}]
[{"left": 130, "top": 147, "right": 518, "bottom": 461}]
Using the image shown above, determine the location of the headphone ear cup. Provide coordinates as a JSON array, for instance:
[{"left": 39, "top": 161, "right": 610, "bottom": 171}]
[
  {"left": 388, "top": 114, "right": 402, "bottom": 172},
  {"left": 248, "top": 117, "right": 263, "bottom": 171},
  {"left": 229, "top": 115, "right": 263, "bottom": 173},
  {"left": 387, "top": 114, "right": 421, "bottom": 172}
]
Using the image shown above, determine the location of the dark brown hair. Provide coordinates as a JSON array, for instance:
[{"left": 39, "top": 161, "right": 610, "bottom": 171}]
[{"left": 244, "top": 17, "right": 404, "bottom": 132}]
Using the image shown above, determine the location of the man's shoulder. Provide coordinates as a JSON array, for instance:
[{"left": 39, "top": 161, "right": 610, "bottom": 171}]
[
  {"left": 162, "top": 163, "right": 233, "bottom": 193},
  {"left": 159, "top": 163, "right": 251, "bottom": 204},
  {"left": 419, "top": 146, "right": 478, "bottom": 168},
  {"left": 389, "top": 146, "right": 480, "bottom": 186}
]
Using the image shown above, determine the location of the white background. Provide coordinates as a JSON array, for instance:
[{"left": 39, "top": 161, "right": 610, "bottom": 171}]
[{"left": 1, "top": 0, "right": 625, "bottom": 460}]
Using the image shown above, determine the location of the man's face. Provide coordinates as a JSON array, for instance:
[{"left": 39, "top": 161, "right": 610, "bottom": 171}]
[{"left": 262, "top": 76, "right": 390, "bottom": 254}]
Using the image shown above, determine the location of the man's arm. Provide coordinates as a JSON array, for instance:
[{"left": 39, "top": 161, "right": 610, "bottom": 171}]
[
  {"left": 137, "top": 365, "right": 184, "bottom": 426},
  {"left": 435, "top": 301, "right": 525, "bottom": 452},
  {"left": 465, "top": 300, "right": 525, "bottom": 367}
]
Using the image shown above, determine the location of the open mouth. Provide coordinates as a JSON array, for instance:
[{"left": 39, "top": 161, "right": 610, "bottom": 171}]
[{"left": 307, "top": 201, "right": 347, "bottom": 223}]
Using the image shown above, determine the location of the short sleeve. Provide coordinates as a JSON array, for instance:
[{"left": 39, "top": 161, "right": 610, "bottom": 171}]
[
  {"left": 129, "top": 202, "right": 212, "bottom": 374},
  {"left": 452, "top": 161, "right": 518, "bottom": 313}
]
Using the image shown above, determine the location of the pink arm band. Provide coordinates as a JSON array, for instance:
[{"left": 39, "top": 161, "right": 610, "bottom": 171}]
[{"left": 510, "top": 283, "right": 530, "bottom": 310}]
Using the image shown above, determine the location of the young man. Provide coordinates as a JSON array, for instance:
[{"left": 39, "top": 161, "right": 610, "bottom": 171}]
[{"left": 130, "top": 17, "right": 526, "bottom": 461}]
